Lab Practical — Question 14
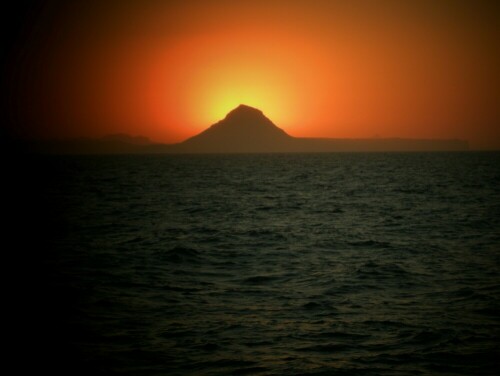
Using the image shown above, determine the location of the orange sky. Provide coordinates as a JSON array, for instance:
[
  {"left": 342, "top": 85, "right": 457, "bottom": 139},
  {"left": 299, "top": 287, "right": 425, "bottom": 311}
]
[{"left": 4, "top": 0, "right": 500, "bottom": 149}]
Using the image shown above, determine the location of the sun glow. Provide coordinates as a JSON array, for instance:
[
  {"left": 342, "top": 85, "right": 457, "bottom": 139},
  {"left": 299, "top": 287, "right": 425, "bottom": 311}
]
[
  {"left": 197, "top": 62, "right": 298, "bottom": 127},
  {"left": 163, "top": 31, "right": 327, "bottom": 133}
]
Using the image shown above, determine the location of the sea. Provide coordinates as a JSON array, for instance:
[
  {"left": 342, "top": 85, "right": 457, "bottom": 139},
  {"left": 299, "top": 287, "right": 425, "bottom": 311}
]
[{"left": 16, "top": 152, "right": 500, "bottom": 375}]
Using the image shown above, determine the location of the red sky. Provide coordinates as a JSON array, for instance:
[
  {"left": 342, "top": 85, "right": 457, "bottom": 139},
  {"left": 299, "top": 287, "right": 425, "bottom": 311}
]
[{"left": 4, "top": 0, "right": 500, "bottom": 149}]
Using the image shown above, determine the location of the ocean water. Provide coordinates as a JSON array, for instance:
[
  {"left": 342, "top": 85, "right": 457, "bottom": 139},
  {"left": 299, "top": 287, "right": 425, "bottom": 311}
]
[{"left": 37, "top": 152, "right": 499, "bottom": 375}]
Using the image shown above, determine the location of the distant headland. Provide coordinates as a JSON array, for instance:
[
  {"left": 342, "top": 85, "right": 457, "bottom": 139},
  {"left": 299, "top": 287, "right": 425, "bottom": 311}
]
[{"left": 31, "top": 105, "right": 468, "bottom": 154}]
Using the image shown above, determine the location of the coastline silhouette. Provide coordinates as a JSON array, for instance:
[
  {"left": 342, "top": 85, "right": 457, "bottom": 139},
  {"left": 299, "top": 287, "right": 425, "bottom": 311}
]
[{"left": 33, "top": 105, "right": 468, "bottom": 154}]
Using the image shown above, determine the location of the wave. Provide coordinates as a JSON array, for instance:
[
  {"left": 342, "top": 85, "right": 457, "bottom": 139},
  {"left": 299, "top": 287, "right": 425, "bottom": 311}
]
[{"left": 157, "top": 246, "right": 202, "bottom": 263}]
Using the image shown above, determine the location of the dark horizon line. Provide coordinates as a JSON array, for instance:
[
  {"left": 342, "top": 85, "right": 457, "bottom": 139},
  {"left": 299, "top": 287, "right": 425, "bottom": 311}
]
[
  {"left": 11, "top": 137, "right": 490, "bottom": 155},
  {"left": 15, "top": 133, "right": 472, "bottom": 144}
]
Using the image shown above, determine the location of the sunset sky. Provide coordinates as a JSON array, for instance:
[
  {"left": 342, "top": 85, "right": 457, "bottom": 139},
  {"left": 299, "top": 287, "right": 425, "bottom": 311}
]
[{"left": 3, "top": 0, "right": 500, "bottom": 149}]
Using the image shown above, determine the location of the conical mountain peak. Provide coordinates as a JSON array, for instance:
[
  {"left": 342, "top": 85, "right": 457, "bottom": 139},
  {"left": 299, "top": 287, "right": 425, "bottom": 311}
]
[
  {"left": 180, "top": 105, "right": 292, "bottom": 152},
  {"left": 225, "top": 104, "right": 263, "bottom": 117},
  {"left": 210, "top": 105, "right": 287, "bottom": 134}
]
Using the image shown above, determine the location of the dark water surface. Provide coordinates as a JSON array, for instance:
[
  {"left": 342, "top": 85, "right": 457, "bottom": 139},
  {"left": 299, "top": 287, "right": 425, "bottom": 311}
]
[{"left": 37, "top": 153, "right": 500, "bottom": 375}]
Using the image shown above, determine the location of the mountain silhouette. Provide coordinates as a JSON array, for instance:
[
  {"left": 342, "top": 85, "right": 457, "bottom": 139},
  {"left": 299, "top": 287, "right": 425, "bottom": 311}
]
[
  {"left": 168, "top": 104, "right": 468, "bottom": 153},
  {"left": 29, "top": 105, "right": 469, "bottom": 153},
  {"left": 179, "top": 104, "right": 294, "bottom": 152}
]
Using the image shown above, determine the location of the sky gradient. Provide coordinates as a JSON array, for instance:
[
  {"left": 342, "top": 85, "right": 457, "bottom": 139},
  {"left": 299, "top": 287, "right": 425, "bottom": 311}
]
[{"left": 3, "top": 0, "right": 500, "bottom": 149}]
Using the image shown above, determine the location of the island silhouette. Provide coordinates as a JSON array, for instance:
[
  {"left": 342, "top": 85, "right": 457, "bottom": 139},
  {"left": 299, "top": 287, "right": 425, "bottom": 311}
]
[
  {"left": 35, "top": 104, "right": 468, "bottom": 153},
  {"left": 155, "top": 104, "right": 468, "bottom": 153},
  {"left": 177, "top": 105, "right": 293, "bottom": 153}
]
